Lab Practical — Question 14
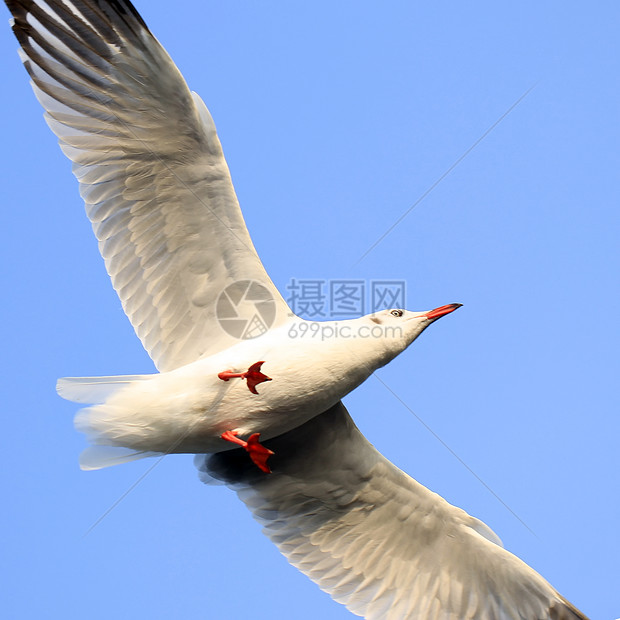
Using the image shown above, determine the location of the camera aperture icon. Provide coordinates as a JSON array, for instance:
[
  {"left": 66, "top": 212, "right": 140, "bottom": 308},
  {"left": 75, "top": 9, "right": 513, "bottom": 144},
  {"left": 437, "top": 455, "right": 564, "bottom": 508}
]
[{"left": 216, "top": 280, "right": 277, "bottom": 340}]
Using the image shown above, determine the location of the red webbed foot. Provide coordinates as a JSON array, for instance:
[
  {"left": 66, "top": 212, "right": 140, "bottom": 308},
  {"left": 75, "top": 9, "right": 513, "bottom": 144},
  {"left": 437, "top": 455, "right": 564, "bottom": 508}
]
[
  {"left": 221, "top": 430, "right": 274, "bottom": 473},
  {"left": 218, "top": 361, "right": 272, "bottom": 394},
  {"left": 244, "top": 361, "right": 271, "bottom": 394}
]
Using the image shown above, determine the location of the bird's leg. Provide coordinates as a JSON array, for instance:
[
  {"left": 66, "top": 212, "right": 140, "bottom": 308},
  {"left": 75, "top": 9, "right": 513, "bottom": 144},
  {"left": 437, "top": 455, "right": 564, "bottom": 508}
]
[
  {"left": 218, "top": 361, "right": 272, "bottom": 394},
  {"left": 217, "top": 371, "right": 244, "bottom": 381},
  {"left": 221, "top": 430, "right": 274, "bottom": 473}
]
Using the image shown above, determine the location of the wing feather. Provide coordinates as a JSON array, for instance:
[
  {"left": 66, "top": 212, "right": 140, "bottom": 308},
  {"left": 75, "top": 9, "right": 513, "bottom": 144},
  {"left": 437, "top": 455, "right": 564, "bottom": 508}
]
[
  {"left": 7, "top": 0, "right": 291, "bottom": 371},
  {"left": 198, "top": 402, "right": 588, "bottom": 620}
]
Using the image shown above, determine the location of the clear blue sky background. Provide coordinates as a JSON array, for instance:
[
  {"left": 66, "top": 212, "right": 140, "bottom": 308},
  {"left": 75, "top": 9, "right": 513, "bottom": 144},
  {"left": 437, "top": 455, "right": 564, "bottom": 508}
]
[{"left": 1, "top": 2, "right": 618, "bottom": 618}]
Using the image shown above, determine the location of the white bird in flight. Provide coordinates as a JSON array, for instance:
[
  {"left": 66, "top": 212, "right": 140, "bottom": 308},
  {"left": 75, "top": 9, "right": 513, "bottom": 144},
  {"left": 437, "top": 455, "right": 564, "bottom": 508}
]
[{"left": 5, "top": 1, "right": 588, "bottom": 618}]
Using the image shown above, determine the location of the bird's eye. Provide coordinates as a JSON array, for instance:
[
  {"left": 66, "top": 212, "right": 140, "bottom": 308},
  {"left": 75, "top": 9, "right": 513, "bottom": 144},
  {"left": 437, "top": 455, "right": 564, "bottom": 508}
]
[{"left": 390, "top": 309, "right": 404, "bottom": 317}]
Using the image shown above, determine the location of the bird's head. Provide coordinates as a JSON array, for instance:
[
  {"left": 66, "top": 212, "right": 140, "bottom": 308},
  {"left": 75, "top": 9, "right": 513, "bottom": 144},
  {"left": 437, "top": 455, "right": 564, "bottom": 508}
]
[{"left": 362, "top": 303, "right": 462, "bottom": 363}]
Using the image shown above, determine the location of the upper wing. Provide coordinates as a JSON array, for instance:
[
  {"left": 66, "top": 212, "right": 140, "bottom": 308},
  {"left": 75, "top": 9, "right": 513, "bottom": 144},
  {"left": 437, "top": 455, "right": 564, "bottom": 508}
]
[
  {"left": 197, "top": 402, "right": 588, "bottom": 620},
  {"left": 6, "top": 0, "right": 291, "bottom": 371}
]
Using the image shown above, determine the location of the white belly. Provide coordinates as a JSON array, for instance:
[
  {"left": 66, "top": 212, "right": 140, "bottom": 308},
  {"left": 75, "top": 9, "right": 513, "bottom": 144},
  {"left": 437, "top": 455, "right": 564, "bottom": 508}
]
[{"left": 74, "top": 325, "right": 382, "bottom": 454}]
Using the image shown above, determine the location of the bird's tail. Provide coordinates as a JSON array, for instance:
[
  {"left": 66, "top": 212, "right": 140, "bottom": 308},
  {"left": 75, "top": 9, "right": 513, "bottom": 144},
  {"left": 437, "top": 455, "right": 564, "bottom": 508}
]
[
  {"left": 57, "top": 374, "right": 153, "bottom": 404},
  {"left": 77, "top": 445, "right": 162, "bottom": 470},
  {"left": 57, "top": 374, "right": 163, "bottom": 470}
]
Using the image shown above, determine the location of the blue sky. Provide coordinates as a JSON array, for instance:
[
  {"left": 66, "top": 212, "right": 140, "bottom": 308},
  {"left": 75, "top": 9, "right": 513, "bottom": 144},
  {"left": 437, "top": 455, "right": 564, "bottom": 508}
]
[{"left": 1, "top": 1, "right": 618, "bottom": 618}]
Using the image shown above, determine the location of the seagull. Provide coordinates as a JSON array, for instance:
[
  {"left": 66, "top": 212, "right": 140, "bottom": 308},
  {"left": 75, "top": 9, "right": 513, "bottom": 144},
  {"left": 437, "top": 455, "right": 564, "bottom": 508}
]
[{"left": 4, "top": 1, "right": 588, "bottom": 618}]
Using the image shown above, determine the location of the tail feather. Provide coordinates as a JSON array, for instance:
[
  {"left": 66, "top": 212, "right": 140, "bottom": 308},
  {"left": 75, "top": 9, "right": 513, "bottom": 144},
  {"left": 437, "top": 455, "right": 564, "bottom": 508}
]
[
  {"left": 57, "top": 374, "right": 153, "bottom": 404},
  {"left": 59, "top": 373, "right": 165, "bottom": 470},
  {"left": 80, "top": 445, "right": 162, "bottom": 470}
]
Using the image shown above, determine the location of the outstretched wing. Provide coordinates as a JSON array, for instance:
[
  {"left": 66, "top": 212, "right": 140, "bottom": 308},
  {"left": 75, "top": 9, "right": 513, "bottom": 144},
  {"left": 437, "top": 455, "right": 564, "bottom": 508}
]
[
  {"left": 197, "top": 402, "right": 588, "bottom": 620},
  {"left": 6, "top": 0, "right": 291, "bottom": 371}
]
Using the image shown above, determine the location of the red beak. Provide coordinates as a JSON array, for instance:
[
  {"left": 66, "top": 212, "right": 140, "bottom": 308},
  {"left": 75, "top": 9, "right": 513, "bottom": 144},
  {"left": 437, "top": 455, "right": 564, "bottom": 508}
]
[{"left": 424, "top": 303, "right": 463, "bottom": 320}]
